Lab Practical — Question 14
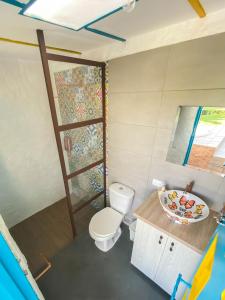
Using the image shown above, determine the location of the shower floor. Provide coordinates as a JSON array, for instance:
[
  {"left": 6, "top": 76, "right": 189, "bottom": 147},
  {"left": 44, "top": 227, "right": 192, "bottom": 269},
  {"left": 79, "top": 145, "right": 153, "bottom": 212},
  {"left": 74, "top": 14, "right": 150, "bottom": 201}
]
[{"left": 73, "top": 200, "right": 103, "bottom": 235}]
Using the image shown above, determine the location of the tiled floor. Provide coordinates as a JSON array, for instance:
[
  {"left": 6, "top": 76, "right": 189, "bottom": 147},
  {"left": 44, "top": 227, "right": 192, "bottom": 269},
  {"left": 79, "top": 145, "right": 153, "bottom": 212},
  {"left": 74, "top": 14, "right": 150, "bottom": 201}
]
[
  {"left": 38, "top": 225, "right": 170, "bottom": 300},
  {"left": 73, "top": 203, "right": 100, "bottom": 235},
  {"left": 73, "top": 195, "right": 105, "bottom": 235}
]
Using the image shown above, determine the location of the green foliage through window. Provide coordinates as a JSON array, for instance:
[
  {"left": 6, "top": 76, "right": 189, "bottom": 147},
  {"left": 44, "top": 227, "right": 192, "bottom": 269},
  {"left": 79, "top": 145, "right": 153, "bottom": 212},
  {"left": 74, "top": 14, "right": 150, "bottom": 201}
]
[{"left": 200, "top": 107, "right": 225, "bottom": 125}]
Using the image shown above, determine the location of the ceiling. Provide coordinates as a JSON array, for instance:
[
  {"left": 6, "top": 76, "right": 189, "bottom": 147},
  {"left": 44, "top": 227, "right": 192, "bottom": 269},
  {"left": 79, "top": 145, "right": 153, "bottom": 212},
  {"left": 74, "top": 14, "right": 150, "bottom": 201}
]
[
  {"left": 1, "top": 0, "right": 225, "bottom": 59},
  {"left": 91, "top": 0, "right": 225, "bottom": 37}
]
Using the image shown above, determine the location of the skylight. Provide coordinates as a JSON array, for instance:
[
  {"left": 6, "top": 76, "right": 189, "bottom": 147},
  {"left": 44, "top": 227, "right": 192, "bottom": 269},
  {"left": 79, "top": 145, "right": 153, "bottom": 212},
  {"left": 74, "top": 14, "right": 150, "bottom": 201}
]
[{"left": 21, "top": 0, "right": 131, "bottom": 31}]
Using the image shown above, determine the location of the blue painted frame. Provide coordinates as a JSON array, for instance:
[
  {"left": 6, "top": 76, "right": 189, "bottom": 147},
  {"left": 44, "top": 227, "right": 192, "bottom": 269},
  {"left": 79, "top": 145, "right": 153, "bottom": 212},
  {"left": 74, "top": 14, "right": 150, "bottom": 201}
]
[
  {"left": 171, "top": 223, "right": 225, "bottom": 299},
  {"left": 1, "top": 0, "right": 130, "bottom": 41},
  {"left": 0, "top": 263, "right": 25, "bottom": 300},
  {"left": 85, "top": 27, "right": 126, "bottom": 42},
  {"left": 20, "top": 0, "right": 122, "bottom": 31},
  {"left": 0, "top": 233, "right": 38, "bottom": 300},
  {"left": 1, "top": 0, "right": 25, "bottom": 8},
  {"left": 17, "top": 0, "right": 127, "bottom": 41},
  {"left": 183, "top": 106, "right": 203, "bottom": 166},
  {"left": 170, "top": 273, "right": 192, "bottom": 300}
]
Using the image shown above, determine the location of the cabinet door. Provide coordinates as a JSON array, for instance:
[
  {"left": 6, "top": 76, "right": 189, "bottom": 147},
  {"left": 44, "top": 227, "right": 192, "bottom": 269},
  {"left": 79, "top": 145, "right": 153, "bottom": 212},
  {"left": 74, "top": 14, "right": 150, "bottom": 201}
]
[
  {"left": 131, "top": 219, "right": 147, "bottom": 272},
  {"left": 131, "top": 220, "right": 168, "bottom": 280},
  {"left": 155, "top": 237, "right": 201, "bottom": 300}
]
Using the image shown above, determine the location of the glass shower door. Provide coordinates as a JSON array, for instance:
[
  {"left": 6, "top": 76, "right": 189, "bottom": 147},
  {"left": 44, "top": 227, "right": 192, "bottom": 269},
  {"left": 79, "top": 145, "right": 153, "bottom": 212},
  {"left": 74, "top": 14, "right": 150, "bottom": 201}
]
[
  {"left": 49, "top": 61, "right": 106, "bottom": 212},
  {"left": 37, "top": 30, "right": 106, "bottom": 235}
]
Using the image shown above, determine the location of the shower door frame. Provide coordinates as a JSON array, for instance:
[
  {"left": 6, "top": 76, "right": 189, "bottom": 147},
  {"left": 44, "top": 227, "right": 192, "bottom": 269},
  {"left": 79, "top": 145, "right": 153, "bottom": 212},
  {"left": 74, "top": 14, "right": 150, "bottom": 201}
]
[{"left": 37, "top": 30, "right": 106, "bottom": 236}]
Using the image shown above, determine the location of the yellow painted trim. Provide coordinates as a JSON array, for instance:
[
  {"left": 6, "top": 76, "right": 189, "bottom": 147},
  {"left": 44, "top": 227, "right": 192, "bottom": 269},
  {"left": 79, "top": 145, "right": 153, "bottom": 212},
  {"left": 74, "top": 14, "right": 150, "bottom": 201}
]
[
  {"left": 188, "top": 0, "right": 206, "bottom": 18},
  {"left": 182, "top": 290, "right": 188, "bottom": 300},
  {"left": 188, "top": 234, "right": 218, "bottom": 300},
  {"left": 222, "top": 290, "right": 225, "bottom": 300},
  {"left": 0, "top": 37, "right": 82, "bottom": 55}
]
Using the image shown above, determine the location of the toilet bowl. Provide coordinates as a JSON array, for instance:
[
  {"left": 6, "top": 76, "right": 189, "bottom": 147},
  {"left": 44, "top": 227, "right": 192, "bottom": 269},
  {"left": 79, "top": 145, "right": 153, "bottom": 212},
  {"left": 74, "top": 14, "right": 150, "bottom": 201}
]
[
  {"left": 89, "top": 207, "right": 123, "bottom": 252},
  {"left": 89, "top": 183, "right": 134, "bottom": 252}
]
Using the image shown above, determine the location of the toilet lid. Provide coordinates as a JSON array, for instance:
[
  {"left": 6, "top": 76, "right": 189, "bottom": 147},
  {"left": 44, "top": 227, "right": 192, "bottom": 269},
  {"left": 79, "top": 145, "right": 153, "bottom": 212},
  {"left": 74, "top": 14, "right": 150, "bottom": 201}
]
[{"left": 89, "top": 207, "right": 123, "bottom": 237}]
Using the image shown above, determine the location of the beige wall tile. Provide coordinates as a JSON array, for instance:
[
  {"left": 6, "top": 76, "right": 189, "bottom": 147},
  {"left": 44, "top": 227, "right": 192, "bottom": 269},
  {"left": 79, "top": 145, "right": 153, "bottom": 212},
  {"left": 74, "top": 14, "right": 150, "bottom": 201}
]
[
  {"left": 108, "top": 123, "right": 156, "bottom": 155},
  {"left": 108, "top": 167, "right": 150, "bottom": 212},
  {"left": 148, "top": 159, "right": 223, "bottom": 207},
  {"left": 109, "top": 92, "right": 162, "bottom": 126},
  {"left": 158, "top": 89, "right": 225, "bottom": 129},
  {"left": 0, "top": 59, "right": 65, "bottom": 227},
  {"left": 108, "top": 147, "right": 151, "bottom": 180},
  {"left": 108, "top": 33, "right": 225, "bottom": 213},
  {"left": 152, "top": 128, "right": 172, "bottom": 160},
  {"left": 210, "top": 180, "right": 225, "bottom": 211},
  {"left": 165, "top": 34, "right": 225, "bottom": 90},
  {"left": 148, "top": 159, "right": 191, "bottom": 191},
  {"left": 108, "top": 46, "right": 170, "bottom": 93}
]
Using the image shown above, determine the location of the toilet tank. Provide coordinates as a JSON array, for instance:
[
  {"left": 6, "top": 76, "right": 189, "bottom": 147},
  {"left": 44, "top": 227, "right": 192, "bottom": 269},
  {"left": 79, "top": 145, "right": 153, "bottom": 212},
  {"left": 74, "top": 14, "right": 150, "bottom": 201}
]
[{"left": 109, "top": 183, "right": 134, "bottom": 215}]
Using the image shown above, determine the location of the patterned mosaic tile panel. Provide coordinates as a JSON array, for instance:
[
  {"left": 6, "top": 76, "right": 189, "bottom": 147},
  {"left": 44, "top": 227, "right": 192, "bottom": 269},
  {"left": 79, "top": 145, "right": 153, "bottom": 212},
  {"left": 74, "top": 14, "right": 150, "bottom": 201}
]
[
  {"left": 52, "top": 65, "right": 106, "bottom": 205},
  {"left": 105, "top": 63, "right": 109, "bottom": 199},
  {"left": 69, "top": 163, "right": 104, "bottom": 206},
  {"left": 61, "top": 123, "right": 103, "bottom": 174},
  {"left": 54, "top": 66, "right": 102, "bottom": 124}
]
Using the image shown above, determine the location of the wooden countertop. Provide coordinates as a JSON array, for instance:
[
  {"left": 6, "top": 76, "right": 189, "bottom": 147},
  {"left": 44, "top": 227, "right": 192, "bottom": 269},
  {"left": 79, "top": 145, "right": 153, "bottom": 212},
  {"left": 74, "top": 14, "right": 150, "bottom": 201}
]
[{"left": 134, "top": 192, "right": 219, "bottom": 254}]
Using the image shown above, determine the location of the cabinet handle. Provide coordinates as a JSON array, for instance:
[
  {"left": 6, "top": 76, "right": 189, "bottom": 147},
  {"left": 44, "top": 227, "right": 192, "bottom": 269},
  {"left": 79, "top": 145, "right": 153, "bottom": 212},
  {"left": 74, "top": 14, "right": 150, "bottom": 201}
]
[
  {"left": 158, "top": 235, "right": 163, "bottom": 244},
  {"left": 169, "top": 242, "right": 175, "bottom": 252}
]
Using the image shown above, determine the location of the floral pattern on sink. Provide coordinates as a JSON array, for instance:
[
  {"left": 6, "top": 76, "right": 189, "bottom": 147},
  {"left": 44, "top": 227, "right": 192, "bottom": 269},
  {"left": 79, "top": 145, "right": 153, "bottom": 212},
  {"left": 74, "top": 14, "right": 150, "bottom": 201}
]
[{"left": 160, "top": 190, "right": 209, "bottom": 224}]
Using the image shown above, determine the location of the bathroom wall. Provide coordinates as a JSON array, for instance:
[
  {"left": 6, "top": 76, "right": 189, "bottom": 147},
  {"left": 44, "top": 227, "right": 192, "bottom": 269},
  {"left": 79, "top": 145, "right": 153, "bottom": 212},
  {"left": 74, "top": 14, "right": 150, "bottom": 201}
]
[
  {"left": 108, "top": 32, "right": 225, "bottom": 213},
  {"left": 0, "top": 57, "right": 65, "bottom": 227}
]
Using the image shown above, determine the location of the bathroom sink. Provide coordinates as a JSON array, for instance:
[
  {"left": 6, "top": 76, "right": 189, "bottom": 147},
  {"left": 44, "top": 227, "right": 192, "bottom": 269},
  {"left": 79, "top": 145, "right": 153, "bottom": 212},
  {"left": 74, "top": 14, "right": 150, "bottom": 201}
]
[{"left": 159, "top": 190, "right": 209, "bottom": 224}]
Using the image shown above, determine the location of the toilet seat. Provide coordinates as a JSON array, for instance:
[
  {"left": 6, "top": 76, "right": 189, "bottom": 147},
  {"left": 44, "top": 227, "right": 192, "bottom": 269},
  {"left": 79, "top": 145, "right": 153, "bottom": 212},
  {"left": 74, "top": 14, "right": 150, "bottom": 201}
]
[
  {"left": 89, "top": 207, "right": 123, "bottom": 239},
  {"left": 89, "top": 183, "right": 134, "bottom": 252}
]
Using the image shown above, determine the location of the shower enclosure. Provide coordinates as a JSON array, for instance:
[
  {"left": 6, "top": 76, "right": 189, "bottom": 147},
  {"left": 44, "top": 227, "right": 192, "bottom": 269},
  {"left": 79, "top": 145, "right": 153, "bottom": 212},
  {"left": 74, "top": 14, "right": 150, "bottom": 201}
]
[{"left": 37, "top": 30, "right": 106, "bottom": 235}]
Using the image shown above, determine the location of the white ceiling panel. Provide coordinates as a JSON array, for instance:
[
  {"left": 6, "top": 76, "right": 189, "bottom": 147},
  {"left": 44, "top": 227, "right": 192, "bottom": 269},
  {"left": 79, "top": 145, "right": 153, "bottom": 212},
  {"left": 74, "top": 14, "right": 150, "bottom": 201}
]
[
  {"left": 23, "top": 0, "right": 132, "bottom": 30},
  {"left": 1, "top": 0, "right": 225, "bottom": 59},
  {"left": 91, "top": 0, "right": 225, "bottom": 38}
]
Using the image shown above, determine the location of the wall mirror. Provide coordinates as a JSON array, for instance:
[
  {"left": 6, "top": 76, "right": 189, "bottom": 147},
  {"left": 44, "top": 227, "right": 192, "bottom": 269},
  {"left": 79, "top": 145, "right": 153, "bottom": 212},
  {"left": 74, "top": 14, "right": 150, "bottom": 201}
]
[{"left": 166, "top": 106, "right": 225, "bottom": 177}]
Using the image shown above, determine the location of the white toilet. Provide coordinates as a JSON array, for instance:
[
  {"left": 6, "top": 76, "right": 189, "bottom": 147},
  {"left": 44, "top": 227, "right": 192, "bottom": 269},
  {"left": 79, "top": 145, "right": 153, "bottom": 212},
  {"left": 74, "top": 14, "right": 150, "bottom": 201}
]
[{"left": 89, "top": 183, "right": 134, "bottom": 252}]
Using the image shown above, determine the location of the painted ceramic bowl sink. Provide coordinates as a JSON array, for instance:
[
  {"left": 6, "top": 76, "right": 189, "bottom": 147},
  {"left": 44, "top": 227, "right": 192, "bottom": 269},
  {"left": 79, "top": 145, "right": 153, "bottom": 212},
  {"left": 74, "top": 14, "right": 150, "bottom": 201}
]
[{"left": 159, "top": 190, "right": 209, "bottom": 224}]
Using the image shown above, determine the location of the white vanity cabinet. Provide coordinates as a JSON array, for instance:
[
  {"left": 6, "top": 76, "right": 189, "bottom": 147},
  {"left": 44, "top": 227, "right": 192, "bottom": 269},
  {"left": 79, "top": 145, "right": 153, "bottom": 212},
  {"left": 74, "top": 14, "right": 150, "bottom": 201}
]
[
  {"left": 131, "top": 219, "right": 202, "bottom": 299},
  {"left": 131, "top": 218, "right": 167, "bottom": 280}
]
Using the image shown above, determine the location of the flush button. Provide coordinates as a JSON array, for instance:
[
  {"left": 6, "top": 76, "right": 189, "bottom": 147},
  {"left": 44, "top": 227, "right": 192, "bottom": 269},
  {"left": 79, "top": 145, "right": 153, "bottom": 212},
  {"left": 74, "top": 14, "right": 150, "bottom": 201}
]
[{"left": 119, "top": 187, "right": 123, "bottom": 190}]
